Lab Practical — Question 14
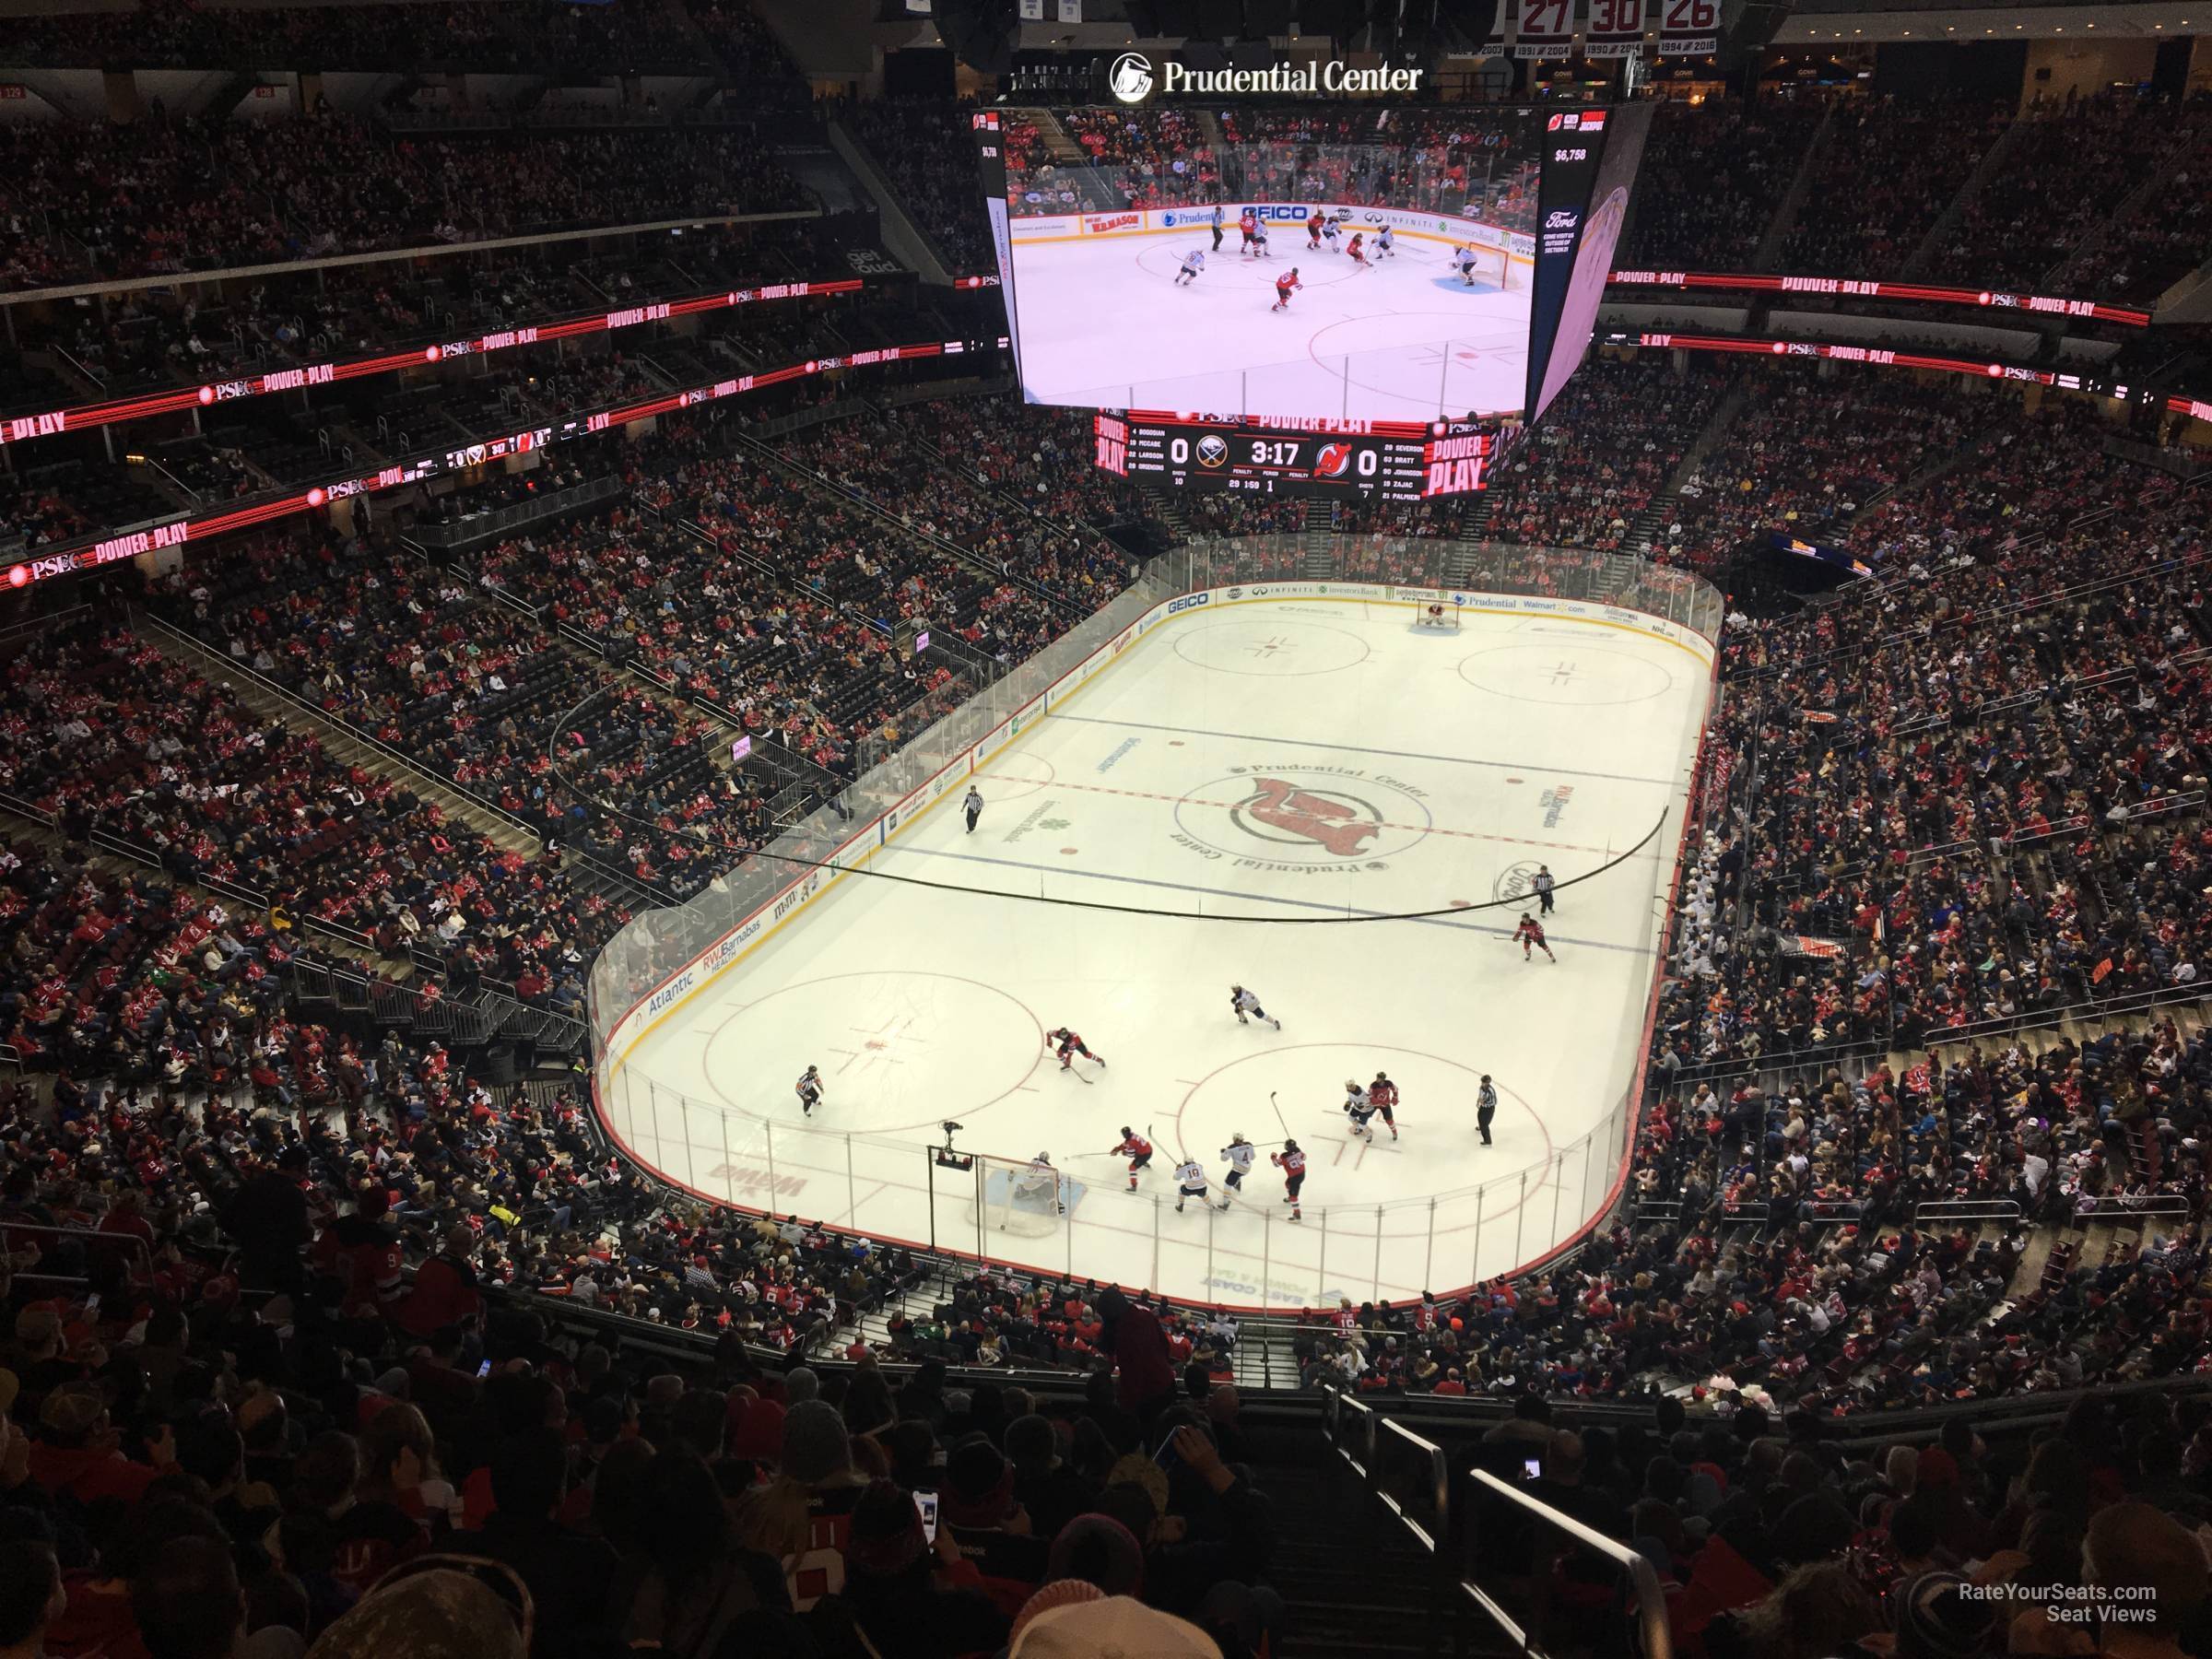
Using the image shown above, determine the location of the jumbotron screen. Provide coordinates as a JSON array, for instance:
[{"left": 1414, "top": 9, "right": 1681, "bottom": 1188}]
[{"left": 974, "top": 98, "right": 1650, "bottom": 430}]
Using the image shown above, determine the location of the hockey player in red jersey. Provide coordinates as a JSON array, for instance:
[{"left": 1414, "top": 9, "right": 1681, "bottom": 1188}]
[
  {"left": 1271, "top": 268, "right": 1302, "bottom": 312},
  {"left": 1045, "top": 1026, "right": 1106, "bottom": 1071},
  {"left": 1347, "top": 231, "right": 1369, "bottom": 270},
  {"left": 1271, "top": 1138, "right": 1306, "bottom": 1221},
  {"left": 1369, "top": 1070, "right": 1400, "bottom": 1140},
  {"left": 1238, "top": 206, "right": 1259, "bottom": 255},
  {"left": 1306, "top": 209, "right": 1325, "bottom": 249},
  {"left": 1111, "top": 1126, "right": 1153, "bottom": 1190},
  {"left": 1512, "top": 912, "right": 1556, "bottom": 962}
]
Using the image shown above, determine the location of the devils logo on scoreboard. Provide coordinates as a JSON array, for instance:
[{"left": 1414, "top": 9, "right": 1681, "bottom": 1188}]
[{"left": 1312, "top": 441, "right": 1355, "bottom": 478}]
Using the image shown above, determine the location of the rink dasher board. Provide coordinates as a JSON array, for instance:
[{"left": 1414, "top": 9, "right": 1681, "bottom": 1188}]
[
  {"left": 594, "top": 584, "right": 1717, "bottom": 1082},
  {"left": 1006, "top": 202, "right": 1538, "bottom": 268}
]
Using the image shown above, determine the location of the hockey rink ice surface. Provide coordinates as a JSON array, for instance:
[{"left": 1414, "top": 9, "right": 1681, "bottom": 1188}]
[
  {"left": 611, "top": 595, "right": 1709, "bottom": 1308},
  {"left": 1007, "top": 230, "right": 1532, "bottom": 420}
]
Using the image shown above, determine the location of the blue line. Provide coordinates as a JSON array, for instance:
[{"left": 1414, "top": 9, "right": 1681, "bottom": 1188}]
[
  {"left": 879, "top": 841, "right": 1655, "bottom": 957},
  {"left": 1043, "top": 712, "right": 1681, "bottom": 787}
]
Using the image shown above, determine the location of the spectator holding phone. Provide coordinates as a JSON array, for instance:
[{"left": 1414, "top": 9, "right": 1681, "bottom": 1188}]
[
  {"left": 841, "top": 1478, "right": 1010, "bottom": 1659},
  {"left": 1090, "top": 1423, "right": 1276, "bottom": 1625}
]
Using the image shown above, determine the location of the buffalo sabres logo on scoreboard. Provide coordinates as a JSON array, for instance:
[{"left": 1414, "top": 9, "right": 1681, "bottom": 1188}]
[{"left": 1194, "top": 433, "right": 1230, "bottom": 468}]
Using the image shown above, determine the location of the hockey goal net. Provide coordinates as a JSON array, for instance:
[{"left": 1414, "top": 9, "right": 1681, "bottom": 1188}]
[
  {"left": 1455, "top": 241, "right": 1510, "bottom": 291},
  {"left": 968, "top": 1152, "right": 1080, "bottom": 1239},
  {"left": 1394, "top": 587, "right": 1464, "bottom": 631}
]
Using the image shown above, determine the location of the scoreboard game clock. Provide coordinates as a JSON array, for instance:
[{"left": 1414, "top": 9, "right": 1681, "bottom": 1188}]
[{"left": 1093, "top": 411, "right": 1495, "bottom": 501}]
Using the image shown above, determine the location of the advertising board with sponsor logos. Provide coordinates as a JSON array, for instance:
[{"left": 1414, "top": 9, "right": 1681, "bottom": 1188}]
[{"left": 595, "top": 577, "right": 1712, "bottom": 1074}]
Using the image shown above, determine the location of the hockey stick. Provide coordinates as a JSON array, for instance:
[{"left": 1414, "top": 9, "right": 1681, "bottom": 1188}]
[{"left": 1269, "top": 1091, "right": 1290, "bottom": 1137}]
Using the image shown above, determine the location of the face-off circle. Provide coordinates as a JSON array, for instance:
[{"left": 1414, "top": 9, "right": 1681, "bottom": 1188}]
[
  {"left": 1170, "top": 618, "right": 1371, "bottom": 677},
  {"left": 1457, "top": 642, "right": 1676, "bottom": 707},
  {"left": 699, "top": 971, "right": 1045, "bottom": 1134},
  {"left": 1174, "top": 764, "right": 1432, "bottom": 867}
]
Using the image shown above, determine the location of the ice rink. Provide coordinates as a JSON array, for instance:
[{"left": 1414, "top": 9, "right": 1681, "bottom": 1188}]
[
  {"left": 607, "top": 594, "right": 1710, "bottom": 1309},
  {"left": 1006, "top": 228, "right": 1533, "bottom": 420}
]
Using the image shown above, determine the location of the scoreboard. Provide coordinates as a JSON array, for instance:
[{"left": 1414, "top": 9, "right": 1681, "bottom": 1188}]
[{"left": 1093, "top": 411, "right": 1494, "bottom": 501}]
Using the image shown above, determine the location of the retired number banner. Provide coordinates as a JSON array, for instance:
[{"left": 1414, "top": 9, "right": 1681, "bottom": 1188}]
[
  {"left": 1584, "top": 0, "right": 1644, "bottom": 56},
  {"left": 1657, "top": 0, "right": 1716, "bottom": 53},
  {"left": 1513, "top": 0, "right": 1577, "bottom": 58}
]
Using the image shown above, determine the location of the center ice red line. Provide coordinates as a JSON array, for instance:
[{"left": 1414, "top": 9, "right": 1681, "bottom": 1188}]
[{"left": 973, "top": 771, "right": 1609, "bottom": 854}]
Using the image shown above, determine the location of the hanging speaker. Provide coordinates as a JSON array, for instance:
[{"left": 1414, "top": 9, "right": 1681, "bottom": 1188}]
[
  {"left": 935, "top": 0, "right": 1019, "bottom": 73},
  {"left": 1192, "top": 0, "right": 1242, "bottom": 39},
  {"left": 1723, "top": 0, "right": 1794, "bottom": 44},
  {"left": 1301, "top": 0, "right": 1364, "bottom": 44}
]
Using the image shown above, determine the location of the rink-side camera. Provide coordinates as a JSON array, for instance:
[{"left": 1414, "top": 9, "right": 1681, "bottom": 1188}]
[{"left": 935, "top": 1120, "right": 972, "bottom": 1171}]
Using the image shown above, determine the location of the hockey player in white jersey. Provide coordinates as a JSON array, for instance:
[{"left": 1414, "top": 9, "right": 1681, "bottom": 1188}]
[
  {"left": 1376, "top": 225, "right": 1395, "bottom": 259},
  {"left": 1218, "top": 1133, "right": 1256, "bottom": 1209},
  {"left": 1172, "top": 1158, "right": 1210, "bottom": 1213},
  {"left": 794, "top": 1065, "right": 824, "bottom": 1117},
  {"left": 1230, "top": 984, "right": 1282, "bottom": 1030},
  {"left": 1453, "top": 244, "right": 1481, "bottom": 286},
  {"left": 1175, "top": 248, "right": 1205, "bottom": 287},
  {"left": 1019, "top": 1151, "right": 1067, "bottom": 1215},
  {"left": 1343, "top": 1079, "right": 1379, "bottom": 1141}
]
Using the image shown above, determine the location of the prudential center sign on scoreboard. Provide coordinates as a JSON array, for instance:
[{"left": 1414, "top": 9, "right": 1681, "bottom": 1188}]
[{"left": 1107, "top": 51, "right": 1424, "bottom": 103}]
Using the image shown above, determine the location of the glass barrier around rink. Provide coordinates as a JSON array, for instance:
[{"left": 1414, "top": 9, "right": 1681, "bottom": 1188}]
[
  {"left": 601, "top": 1062, "right": 1641, "bottom": 1310},
  {"left": 587, "top": 536, "right": 1721, "bottom": 1309}
]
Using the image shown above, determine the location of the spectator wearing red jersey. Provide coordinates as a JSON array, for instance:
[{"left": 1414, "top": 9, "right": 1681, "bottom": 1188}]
[
  {"left": 28, "top": 1385, "right": 174, "bottom": 1506},
  {"left": 1097, "top": 1288, "right": 1175, "bottom": 1422},
  {"left": 393, "top": 1224, "right": 482, "bottom": 1342},
  {"left": 313, "top": 1186, "right": 404, "bottom": 1336}
]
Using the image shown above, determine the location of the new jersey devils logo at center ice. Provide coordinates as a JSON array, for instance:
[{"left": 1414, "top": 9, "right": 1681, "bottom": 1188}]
[{"left": 1239, "top": 776, "right": 1381, "bottom": 857}]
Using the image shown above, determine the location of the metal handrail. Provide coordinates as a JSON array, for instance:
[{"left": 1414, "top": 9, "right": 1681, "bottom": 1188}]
[
  {"left": 1914, "top": 1200, "right": 2024, "bottom": 1224},
  {"left": 1378, "top": 1416, "right": 1450, "bottom": 1553},
  {"left": 0, "top": 1221, "right": 154, "bottom": 1282},
  {"left": 130, "top": 606, "right": 545, "bottom": 845},
  {"left": 0, "top": 603, "right": 89, "bottom": 647},
  {"left": 1327, "top": 1390, "right": 1376, "bottom": 1477},
  {"left": 1922, "top": 980, "right": 2212, "bottom": 1051},
  {"left": 1465, "top": 1467, "right": 1672, "bottom": 1659},
  {"left": 2074, "top": 1194, "right": 2196, "bottom": 1221}
]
